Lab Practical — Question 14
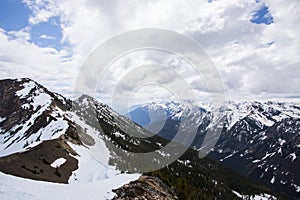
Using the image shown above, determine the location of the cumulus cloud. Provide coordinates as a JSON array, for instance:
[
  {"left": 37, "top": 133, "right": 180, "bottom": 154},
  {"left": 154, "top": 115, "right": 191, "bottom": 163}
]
[
  {"left": 0, "top": 28, "right": 77, "bottom": 97},
  {"left": 0, "top": 0, "right": 299, "bottom": 106}
]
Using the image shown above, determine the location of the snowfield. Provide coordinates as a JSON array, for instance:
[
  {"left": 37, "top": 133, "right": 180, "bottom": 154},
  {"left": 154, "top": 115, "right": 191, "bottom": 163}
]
[
  {"left": 0, "top": 109, "right": 141, "bottom": 200},
  {"left": 0, "top": 81, "right": 142, "bottom": 200},
  {"left": 66, "top": 112, "right": 122, "bottom": 183},
  {"left": 0, "top": 172, "right": 140, "bottom": 200}
]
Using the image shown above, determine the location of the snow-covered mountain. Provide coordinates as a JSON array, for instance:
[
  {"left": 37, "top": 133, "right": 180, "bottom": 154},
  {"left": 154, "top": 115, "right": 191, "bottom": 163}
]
[
  {"left": 128, "top": 101, "right": 208, "bottom": 126},
  {"left": 0, "top": 78, "right": 141, "bottom": 199},
  {"left": 0, "top": 78, "right": 281, "bottom": 199},
  {"left": 127, "top": 101, "right": 208, "bottom": 141},
  {"left": 128, "top": 100, "right": 300, "bottom": 199},
  {"left": 212, "top": 101, "right": 300, "bottom": 199}
]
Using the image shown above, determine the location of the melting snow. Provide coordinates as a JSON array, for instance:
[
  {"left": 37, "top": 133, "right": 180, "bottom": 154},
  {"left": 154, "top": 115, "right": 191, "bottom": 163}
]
[
  {"left": 278, "top": 138, "right": 286, "bottom": 146},
  {"left": 252, "top": 159, "right": 261, "bottom": 163},
  {"left": 289, "top": 153, "right": 297, "bottom": 162},
  {"left": 0, "top": 117, "right": 5, "bottom": 123},
  {"left": 114, "top": 132, "right": 126, "bottom": 140},
  {"left": 50, "top": 158, "right": 67, "bottom": 168},
  {"left": 278, "top": 147, "right": 282, "bottom": 156},
  {"left": 15, "top": 81, "right": 36, "bottom": 98},
  {"left": 251, "top": 112, "right": 275, "bottom": 127},
  {"left": 220, "top": 151, "right": 237, "bottom": 161},
  {"left": 67, "top": 112, "right": 128, "bottom": 183},
  {"left": 232, "top": 190, "right": 277, "bottom": 200},
  {"left": 270, "top": 176, "right": 275, "bottom": 184},
  {"left": 16, "top": 81, "right": 52, "bottom": 112},
  {"left": 0, "top": 107, "right": 68, "bottom": 157},
  {"left": 31, "top": 93, "right": 52, "bottom": 110},
  {"left": 291, "top": 183, "right": 300, "bottom": 193},
  {"left": 253, "top": 152, "right": 276, "bottom": 163},
  {"left": 0, "top": 109, "right": 141, "bottom": 199},
  {"left": 68, "top": 142, "right": 119, "bottom": 183},
  {"left": 260, "top": 135, "right": 267, "bottom": 140}
]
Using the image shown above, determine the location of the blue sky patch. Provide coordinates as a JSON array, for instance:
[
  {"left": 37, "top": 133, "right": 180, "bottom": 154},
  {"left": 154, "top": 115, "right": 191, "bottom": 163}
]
[
  {"left": 251, "top": 4, "right": 274, "bottom": 25},
  {"left": 0, "top": 0, "right": 30, "bottom": 31},
  {"left": 30, "top": 16, "right": 64, "bottom": 50},
  {"left": 0, "top": 1, "right": 65, "bottom": 51}
]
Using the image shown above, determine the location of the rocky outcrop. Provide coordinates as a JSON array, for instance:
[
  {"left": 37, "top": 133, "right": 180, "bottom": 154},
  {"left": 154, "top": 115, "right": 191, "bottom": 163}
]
[{"left": 112, "top": 176, "right": 178, "bottom": 200}]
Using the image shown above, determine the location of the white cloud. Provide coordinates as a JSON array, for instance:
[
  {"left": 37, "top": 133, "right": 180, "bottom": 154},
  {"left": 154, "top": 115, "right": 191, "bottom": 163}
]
[
  {"left": 23, "top": 0, "right": 61, "bottom": 25},
  {"left": 0, "top": 0, "right": 299, "bottom": 105},
  {"left": 40, "top": 34, "right": 56, "bottom": 39},
  {"left": 0, "top": 28, "right": 77, "bottom": 97}
]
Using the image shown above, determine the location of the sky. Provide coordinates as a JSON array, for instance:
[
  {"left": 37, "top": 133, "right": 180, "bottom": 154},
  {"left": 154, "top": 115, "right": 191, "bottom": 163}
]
[{"left": 0, "top": 0, "right": 299, "bottom": 109}]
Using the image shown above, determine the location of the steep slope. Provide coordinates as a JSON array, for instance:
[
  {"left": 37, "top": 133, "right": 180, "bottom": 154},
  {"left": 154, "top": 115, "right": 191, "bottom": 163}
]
[
  {"left": 0, "top": 78, "right": 281, "bottom": 199},
  {"left": 128, "top": 101, "right": 300, "bottom": 199},
  {"left": 0, "top": 78, "right": 140, "bottom": 199},
  {"left": 0, "top": 78, "right": 71, "bottom": 157},
  {"left": 73, "top": 96, "right": 280, "bottom": 199},
  {"left": 211, "top": 102, "right": 300, "bottom": 198}
]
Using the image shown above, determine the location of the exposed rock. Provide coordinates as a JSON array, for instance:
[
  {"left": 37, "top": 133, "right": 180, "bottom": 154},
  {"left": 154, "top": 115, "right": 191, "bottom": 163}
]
[
  {"left": 0, "top": 139, "right": 78, "bottom": 183},
  {"left": 0, "top": 78, "right": 283, "bottom": 199},
  {"left": 112, "top": 176, "right": 178, "bottom": 200}
]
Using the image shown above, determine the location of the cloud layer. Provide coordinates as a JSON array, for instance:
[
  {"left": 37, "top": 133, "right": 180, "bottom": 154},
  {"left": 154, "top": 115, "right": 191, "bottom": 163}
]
[{"left": 0, "top": 0, "right": 299, "bottom": 105}]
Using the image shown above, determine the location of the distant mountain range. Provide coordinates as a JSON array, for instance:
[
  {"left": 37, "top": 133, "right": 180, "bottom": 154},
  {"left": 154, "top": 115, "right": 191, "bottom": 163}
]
[
  {"left": 127, "top": 100, "right": 300, "bottom": 199},
  {"left": 0, "top": 78, "right": 289, "bottom": 199}
]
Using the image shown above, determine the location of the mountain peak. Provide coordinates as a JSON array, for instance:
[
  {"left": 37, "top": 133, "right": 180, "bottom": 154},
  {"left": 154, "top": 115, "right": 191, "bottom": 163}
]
[{"left": 0, "top": 78, "right": 291, "bottom": 199}]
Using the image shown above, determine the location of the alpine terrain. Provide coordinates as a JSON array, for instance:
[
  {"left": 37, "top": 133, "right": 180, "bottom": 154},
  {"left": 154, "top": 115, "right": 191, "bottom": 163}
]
[
  {"left": 128, "top": 100, "right": 300, "bottom": 199},
  {"left": 0, "top": 78, "right": 284, "bottom": 199}
]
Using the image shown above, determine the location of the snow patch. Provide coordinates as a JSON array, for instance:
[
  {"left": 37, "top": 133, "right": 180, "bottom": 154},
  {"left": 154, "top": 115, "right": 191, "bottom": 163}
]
[
  {"left": 67, "top": 112, "right": 124, "bottom": 183},
  {"left": 15, "top": 81, "right": 36, "bottom": 98},
  {"left": 0, "top": 172, "right": 140, "bottom": 200},
  {"left": 232, "top": 190, "right": 277, "bottom": 200},
  {"left": 270, "top": 176, "right": 275, "bottom": 184},
  {"left": 114, "top": 132, "right": 126, "bottom": 140},
  {"left": 278, "top": 138, "right": 286, "bottom": 146},
  {"left": 291, "top": 183, "right": 300, "bottom": 193},
  {"left": 68, "top": 142, "right": 119, "bottom": 183},
  {"left": 0, "top": 107, "right": 69, "bottom": 157},
  {"left": 252, "top": 159, "right": 261, "bottom": 163},
  {"left": 260, "top": 135, "right": 267, "bottom": 140},
  {"left": 251, "top": 111, "right": 275, "bottom": 127},
  {"left": 32, "top": 93, "right": 52, "bottom": 110},
  {"left": 220, "top": 151, "right": 237, "bottom": 161},
  {"left": 50, "top": 158, "right": 67, "bottom": 168},
  {"left": 289, "top": 153, "right": 297, "bottom": 162},
  {"left": 277, "top": 147, "right": 282, "bottom": 156},
  {"left": 0, "top": 117, "right": 5, "bottom": 123}
]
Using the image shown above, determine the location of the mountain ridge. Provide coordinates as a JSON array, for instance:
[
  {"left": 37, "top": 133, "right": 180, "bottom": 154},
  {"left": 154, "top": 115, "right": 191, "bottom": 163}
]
[
  {"left": 127, "top": 100, "right": 300, "bottom": 198},
  {"left": 0, "top": 78, "right": 282, "bottom": 199}
]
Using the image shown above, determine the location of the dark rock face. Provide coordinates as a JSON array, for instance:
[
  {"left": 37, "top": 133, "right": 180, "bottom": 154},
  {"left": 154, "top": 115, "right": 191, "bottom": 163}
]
[
  {"left": 0, "top": 139, "right": 78, "bottom": 183},
  {"left": 112, "top": 176, "right": 178, "bottom": 200},
  {"left": 0, "top": 79, "right": 23, "bottom": 117},
  {"left": 0, "top": 78, "right": 80, "bottom": 183}
]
